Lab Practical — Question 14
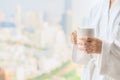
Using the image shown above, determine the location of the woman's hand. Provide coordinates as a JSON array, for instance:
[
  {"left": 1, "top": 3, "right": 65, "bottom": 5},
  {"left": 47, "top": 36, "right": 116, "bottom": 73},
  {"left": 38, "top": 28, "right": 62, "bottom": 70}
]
[
  {"left": 78, "top": 37, "right": 102, "bottom": 54},
  {"left": 71, "top": 31, "right": 77, "bottom": 45}
]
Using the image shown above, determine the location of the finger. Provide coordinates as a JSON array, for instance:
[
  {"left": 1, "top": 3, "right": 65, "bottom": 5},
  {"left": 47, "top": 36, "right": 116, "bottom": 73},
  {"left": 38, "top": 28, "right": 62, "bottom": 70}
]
[
  {"left": 86, "top": 43, "right": 97, "bottom": 47},
  {"left": 77, "top": 41, "right": 86, "bottom": 46},
  {"left": 84, "top": 46, "right": 94, "bottom": 53},
  {"left": 79, "top": 36, "right": 93, "bottom": 41},
  {"left": 71, "top": 39, "right": 77, "bottom": 44},
  {"left": 89, "top": 47, "right": 97, "bottom": 53},
  {"left": 72, "top": 32, "right": 75, "bottom": 35},
  {"left": 85, "top": 50, "right": 92, "bottom": 54},
  {"left": 82, "top": 40, "right": 97, "bottom": 46},
  {"left": 79, "top": 42, "right": 95, "bottom": 48},
  {"left": 71, "top": 35, "right": 77, "bottom": 40},
  {"left": 71, "top": 33, "right": 77, "bottom": 41},
  {"left": 72, "top": 31, "right": 77, "bottom": 36},
  {"left": 86, "top": 48, "right": 95, "bottom": 54},
  {"left": 84, "top": 48, "right": 91, "bottom": 54},
  {"left": 90, "top": 41, "right": 96, "bottom": 45},
  {"left": 88, "top": 45, "right": 98, "bottom": 50},
  {"left": 71, "top": 33, "right": 76, "bottom": 39},
  {"left": 71, "top": 36, "right": 76, "bottom": 42},
  {"left": 87, "top": 47, "right": 97, "bottom": 54}
]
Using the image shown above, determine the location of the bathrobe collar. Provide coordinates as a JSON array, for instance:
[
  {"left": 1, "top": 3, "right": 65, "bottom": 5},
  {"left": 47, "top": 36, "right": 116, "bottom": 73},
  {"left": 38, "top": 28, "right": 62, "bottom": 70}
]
[{"left": 109, "top": 0, "right": 120, "bottom": 27}]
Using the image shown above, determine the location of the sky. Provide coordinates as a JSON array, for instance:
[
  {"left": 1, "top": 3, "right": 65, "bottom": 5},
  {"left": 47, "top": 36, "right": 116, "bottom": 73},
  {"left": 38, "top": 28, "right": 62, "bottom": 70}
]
[
  {"left": 0, "top": 0, "right": 64, "bottom": 17},
  {"left": 0, "top": 0, "right": 98, "bottom": 23}
]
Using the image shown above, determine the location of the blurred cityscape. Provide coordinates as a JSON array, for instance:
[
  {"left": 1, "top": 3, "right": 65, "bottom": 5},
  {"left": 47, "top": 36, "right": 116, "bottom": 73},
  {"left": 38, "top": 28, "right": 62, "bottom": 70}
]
[{"left": 0, "top": 0, "right": 97, "bottom": 80}]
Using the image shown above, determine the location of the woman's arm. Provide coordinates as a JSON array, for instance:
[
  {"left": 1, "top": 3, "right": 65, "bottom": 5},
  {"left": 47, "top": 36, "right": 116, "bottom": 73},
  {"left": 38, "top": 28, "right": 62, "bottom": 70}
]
[
  {"left": 72, "top": 44, "right": 92, "bottom": 65},
  {"left": 71, "top": 31, "right": 92, "bottom": 65},
  {"left": 72, "top": 1, "right": 103, "bottom": 65}
]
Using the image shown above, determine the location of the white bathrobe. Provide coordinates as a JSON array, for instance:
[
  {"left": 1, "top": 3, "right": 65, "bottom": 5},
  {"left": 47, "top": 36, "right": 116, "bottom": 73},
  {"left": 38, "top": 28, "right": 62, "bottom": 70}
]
[{"left": 72, "top": 0, "right": 120, "bottom": 80}]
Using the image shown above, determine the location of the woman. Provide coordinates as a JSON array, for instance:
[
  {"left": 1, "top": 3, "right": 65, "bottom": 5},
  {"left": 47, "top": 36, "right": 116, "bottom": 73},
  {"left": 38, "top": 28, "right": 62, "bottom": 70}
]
[{"left": 71, "top": 0, "right": 120, "bottom": 80}]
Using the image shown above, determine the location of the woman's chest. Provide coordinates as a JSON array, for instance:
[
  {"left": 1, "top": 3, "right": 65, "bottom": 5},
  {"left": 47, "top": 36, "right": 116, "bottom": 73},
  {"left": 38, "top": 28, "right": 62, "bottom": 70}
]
[{"left": 98, "top": 14, "right": 120, "bottom": 41}]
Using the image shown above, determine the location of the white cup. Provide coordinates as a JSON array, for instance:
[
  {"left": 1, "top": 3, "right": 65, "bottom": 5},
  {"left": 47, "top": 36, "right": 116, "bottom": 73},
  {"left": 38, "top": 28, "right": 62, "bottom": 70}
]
[
  {"left": 77, "top": 27, "right": 94, "bottom": 37},
  {"left": 77, "top": 27, "right": 95, "bottom": 49}
]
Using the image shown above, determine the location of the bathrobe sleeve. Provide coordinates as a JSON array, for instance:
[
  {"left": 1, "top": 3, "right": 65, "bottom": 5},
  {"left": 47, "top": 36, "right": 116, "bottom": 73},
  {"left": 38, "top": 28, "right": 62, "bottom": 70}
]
[
  {"left": 100, "top": 22, "right": 120, "bottom": 79},
  {"left": 72, "top": 45, "right": 92, "bottom": 65}
]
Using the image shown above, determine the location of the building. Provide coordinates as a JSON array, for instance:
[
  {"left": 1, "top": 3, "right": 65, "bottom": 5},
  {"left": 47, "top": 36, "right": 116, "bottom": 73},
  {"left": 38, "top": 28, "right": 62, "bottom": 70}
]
[
  {"left": 61, "top": 0, "right": 76, "bottom": 45},
  {"left": 16, "top": 5, "right": 22, "bottom": 29},
  {"left": 65, "top": 0, "right": 73, "bottom": 11},
  {"left": 22, "top": 11, "right": 43, "bottom": 47}
]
